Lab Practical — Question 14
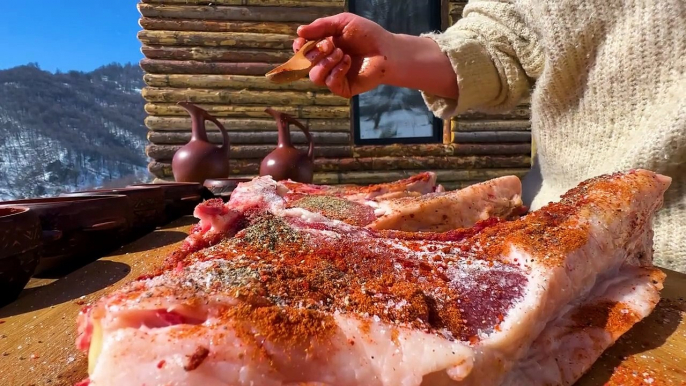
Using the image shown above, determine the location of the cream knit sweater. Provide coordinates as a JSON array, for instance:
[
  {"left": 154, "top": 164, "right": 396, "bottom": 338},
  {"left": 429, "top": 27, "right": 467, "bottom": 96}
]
[{"left": 420, "top": 0, "right": 686, "bottom": 272}]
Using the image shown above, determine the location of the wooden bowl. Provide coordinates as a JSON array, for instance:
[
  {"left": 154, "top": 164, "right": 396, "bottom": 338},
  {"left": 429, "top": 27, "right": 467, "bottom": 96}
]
[
  {"left": 62, "top": 186, "right": 165, "bottom": 238},
  {"left": 0, "top": 195, "right": 133, "bottom": 276},
  {"left": 203, "top": 178, "right": 252, "bottom": 202},
  {"left": 0, "top": 206, "right": 42, "bottom": 306},
  {"left": 129, "top": 182, "right": 206, "bottom": 222}
]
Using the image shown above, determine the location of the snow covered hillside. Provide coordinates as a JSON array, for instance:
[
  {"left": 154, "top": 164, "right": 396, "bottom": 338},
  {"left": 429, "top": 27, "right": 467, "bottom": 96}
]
[{"left": 0, "top": 63, "right": 150, "bottom": 200}]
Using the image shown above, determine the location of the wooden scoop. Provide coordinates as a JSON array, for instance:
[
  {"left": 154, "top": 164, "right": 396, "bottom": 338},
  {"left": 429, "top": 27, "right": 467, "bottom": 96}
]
[{"left": 265, "top": 39, "right": 322, "bottom": 84}]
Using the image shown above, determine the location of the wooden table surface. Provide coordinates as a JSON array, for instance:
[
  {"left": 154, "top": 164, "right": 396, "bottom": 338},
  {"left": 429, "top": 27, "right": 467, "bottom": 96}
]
[{"left": 0, "top": 216, "right": 684, "bottom": 386}]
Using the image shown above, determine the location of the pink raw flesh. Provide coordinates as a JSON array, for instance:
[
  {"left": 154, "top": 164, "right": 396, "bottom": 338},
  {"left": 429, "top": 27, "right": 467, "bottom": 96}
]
[
  {"left": 144, "top": 310, "right": 206, "bottom": 329},
  {"left": 74, "top": 378, "right": 90, "bottom": 386}
]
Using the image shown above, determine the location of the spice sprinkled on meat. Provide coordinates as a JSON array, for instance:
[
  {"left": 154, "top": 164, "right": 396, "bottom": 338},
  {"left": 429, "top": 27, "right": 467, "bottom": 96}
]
[
  {"left": 177, "top": 216, "right": 528, "bottom": 342},
  {"left": 286, "top": 195, "right": 376, "bottom": 226},
  {"left": 184, "top": 346, "right": 210, "bottom": 371},
  {"left": 77, "top": 169, "right": 672, "bottom": 386}
]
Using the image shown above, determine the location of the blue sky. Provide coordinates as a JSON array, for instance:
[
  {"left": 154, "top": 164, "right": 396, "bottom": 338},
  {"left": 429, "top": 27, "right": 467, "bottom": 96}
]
[{"left": 0, "top": 1, "right": 143, "bottom": 73}]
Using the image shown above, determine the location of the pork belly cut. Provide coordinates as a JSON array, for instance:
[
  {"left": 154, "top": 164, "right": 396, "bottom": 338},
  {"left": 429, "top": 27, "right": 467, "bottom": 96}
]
[
  {"left": 78, "top": 169, "right": 671, "bottom": 386},
  {"left": 368, "top": 176, "right": 524, "bottom": 232},
  {"left": 177, "top": 172, "right": 523, "bottom": 260}
]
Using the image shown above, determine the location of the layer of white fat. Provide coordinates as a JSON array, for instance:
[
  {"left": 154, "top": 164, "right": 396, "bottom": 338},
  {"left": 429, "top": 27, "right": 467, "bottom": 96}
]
[
  {"left": 368, "top": 175, "right": 522, "bottom": 231},
  {"left": 193, "top": 208, "right": 240, "bottom": 237},
  {"left": 405, "top": 172, "right": 438, "bottom": 196},
  {"left": 332, "top": 315, "right": 474, "bottom": 386},
  {"left": 231, "top": 176, "right": 288, "bottom": 214},
  {"left": 457, "top": 202, "right": 656, "bottom": 386},
  {"left": 90, "top": 314, "right": 475, "bottom": 386},
  {"left": 502, "top": 266, "right": 663, "bottom": 386},
  {"left": 88, "top": 259, "right": 475, "bottom": 386}
]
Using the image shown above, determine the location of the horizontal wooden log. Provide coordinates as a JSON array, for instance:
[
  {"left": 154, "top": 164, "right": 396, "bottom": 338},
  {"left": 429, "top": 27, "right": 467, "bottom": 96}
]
[
  {"left": 334, "top": 171, "right": 418, "bottom": 185},
  {"left": 150, "top": 160, "right": 262, "bottom": 178},
  {"left": 290, "top": 155, "right": 533, "bottom": 173},
  {"left": 353, "top": 143, "right": 531, "bottom": 158},
  {"left": 368, "top": 155, "right": 531, "bottom": 171},
  {"left": 147, "top": 144, "right": 352, "bottom": 160},
  {"left": 338, "top": 168, "right": 529, "bottom": 185},
  {"left": 455, "top": 107, "right": 531, "bottom": 121},
  {"left": 246, "top": 0, "right": 344, "bottom": 6},
  {"left": 138, "top": 30, "right": 292, "bottom": 50},
  {"left": 141, "top": 46, "right": 291, "bottom": 63},
  {"left": 147, "top": 131, "right": 351, "bottom": 145},
  {"left": 143, "top": 74, "right": 326, "bottom": 91},
  {"left": 149, "top": 161, "right": 173, "bottom": 179},
  {"left": 152, "top": 172, "right": 521, "bottom": 188},
  {"left": 149, "top": 154, "right": 532, "bottom": 177},
  {"left": 138, "top": 4, "right": 342, "bottom": 23},
  {"left": 139, "top": 17, "right": 300, "bottom": 35},
  {"left": 141, "top": 0, "right": 345, "bottom": 7},
  {"left": 150, "top": 175, "right": 515, "bottom": 187},
  {"left": 151, "top": 170, "right": 529, "bottom": 186},
  {"left": 141, "top": 87, "right": 349, "bottom": 106},
  {"left": 148, "top": 160, "right": 529, "bottom": 184},
  {"left": 452, "top": 120, "right": 531, "bottom": 132},
  {"left": 145, "top": 116, "right": 350, "bottom": 132},
  {"left": 139, "top": 59, "right": 274, "bottom": 75},
  {"left": 145, "top": 103, "right": 350, "bottom": 119},
  {"left": 452, "top": 131, "right": 531, "bottom": 143},
  {"left": 149, "top": 167, "right": 340, "bottom": 185},
  {"left": 150, "top": 160, "right": 258, "bottom": 180}
]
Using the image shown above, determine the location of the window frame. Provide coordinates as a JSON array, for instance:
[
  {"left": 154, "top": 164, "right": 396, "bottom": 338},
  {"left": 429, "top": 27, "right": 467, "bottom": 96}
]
[{"left": 348, "top": 0, "right": 445, "bottom": 146}]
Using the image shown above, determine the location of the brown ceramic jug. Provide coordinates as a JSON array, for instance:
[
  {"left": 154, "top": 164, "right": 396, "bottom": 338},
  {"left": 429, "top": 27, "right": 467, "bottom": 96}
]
[
  {"left": 172, "top": 102, "right": 231, "bottom": 183},
  {"left": 259, "top": 108, "right": 314, "bottom": 183}
]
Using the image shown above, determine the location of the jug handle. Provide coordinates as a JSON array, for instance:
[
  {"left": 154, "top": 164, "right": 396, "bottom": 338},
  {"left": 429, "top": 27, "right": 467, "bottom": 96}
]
[
  {"left": 203, "top": 111, "right": 231, "bottom": 154},
  {"left": 284, "top": 115, "right": 314, "bottom": 161}
]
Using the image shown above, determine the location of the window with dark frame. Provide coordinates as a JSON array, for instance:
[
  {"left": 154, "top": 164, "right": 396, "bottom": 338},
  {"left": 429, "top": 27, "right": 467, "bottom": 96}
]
[{"left": 349, "top": 0, "right": 443, "bottom": 146}]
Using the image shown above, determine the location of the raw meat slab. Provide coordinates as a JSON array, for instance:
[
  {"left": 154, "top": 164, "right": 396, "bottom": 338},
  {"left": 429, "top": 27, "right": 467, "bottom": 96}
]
[{"left": 76, "top": 169, "right": 670, "bottom": 386}]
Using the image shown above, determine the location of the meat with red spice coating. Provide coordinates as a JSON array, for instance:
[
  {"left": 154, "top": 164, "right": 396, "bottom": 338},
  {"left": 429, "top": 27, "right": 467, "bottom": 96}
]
[
  {"left": 76, "top": 169, "right": 670, "bottom": 386},
  {"left": 176, "top": 172, "right": 523, "bottom": 262}
]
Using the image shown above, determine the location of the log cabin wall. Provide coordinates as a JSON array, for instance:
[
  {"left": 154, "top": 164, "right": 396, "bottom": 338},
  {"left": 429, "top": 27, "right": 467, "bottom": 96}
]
[{"left": 138, "top": 0, "right": 532, "bottom": 190}]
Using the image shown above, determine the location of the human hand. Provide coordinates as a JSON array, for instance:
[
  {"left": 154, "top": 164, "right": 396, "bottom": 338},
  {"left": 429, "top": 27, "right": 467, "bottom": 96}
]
[{"left": 293, "top": 13, "right": 396, "bottom": 98}]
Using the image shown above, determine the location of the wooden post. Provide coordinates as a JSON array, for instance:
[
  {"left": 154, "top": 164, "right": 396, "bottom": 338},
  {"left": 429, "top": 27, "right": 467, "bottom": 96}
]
[
  {"left": 440, "top": 0, "right": 450, "bottom": 30},
  {"left": 442, "top": 119, "right": 452, "bottom": 144}
]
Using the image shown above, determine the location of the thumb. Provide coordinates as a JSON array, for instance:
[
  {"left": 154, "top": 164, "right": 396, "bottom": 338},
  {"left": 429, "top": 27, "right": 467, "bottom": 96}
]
[{"left": 297, "top": 13, "right": 356, "bottom": 40}]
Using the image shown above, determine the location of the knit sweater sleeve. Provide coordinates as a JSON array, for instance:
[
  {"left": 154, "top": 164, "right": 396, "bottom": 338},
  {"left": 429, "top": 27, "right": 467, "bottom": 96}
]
[{"left": 420, "top": 0, "right": 545, "bottom": 118}]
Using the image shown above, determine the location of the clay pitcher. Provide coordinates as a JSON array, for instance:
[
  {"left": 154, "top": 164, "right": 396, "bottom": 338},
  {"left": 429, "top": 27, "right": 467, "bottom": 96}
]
[
  {"left": 172, "top": 102, "right": 231, "bottom": 183},
  {"left": 260, "top": 108, "right": 314, "bottom": 183}
]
